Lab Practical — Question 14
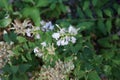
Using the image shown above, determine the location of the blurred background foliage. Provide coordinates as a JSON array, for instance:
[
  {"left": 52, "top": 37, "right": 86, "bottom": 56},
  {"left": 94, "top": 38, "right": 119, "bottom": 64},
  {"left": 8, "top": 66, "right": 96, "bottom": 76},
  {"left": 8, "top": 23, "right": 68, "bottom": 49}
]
[{"left": 0, "top": 0, "right": 120, "bottom": 80}]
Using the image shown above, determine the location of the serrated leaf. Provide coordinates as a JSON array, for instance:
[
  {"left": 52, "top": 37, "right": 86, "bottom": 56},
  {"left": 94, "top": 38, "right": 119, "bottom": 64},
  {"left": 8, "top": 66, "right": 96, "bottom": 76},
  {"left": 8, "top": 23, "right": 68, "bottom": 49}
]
[
  {"left": 101, "top": 50, "right": 114, "bottom": 60},
  {"left": 3, "top": 33, "right": 11, "bottom": 43},
  {"left": 115, "top": 18, "right": 120, "bottom": 26},
  {"left": 26, "top": 53, "right": 32, "bottom": 60},
  {"left": 83, "top": 1, "right": 90, "bottom": 10},
  {"left": 112, "top": 59, "right": 120, "bottom": 65},
  {"left": 97, "top": 20, "right": 107, "bottom": 35},
  {"left": 88, "top": 71, "right": 101, "bottom": 80},
  {"left": 96, "top": 9, "right": 103, "bottom": 17},
  {"left": 22, "top": 7, "right": 40, "bottom": 26},
  {"left": 50, "top": 3, "right": 56, "bottom": 10},
  {"left": 0, "top": 0, "right": 9, "bottom": 10},
  {"left": 77, "top": 6, "right": 85, "bottom": 18},
  {"left": 22, "top": 0, "right": 34, "bottom": 3},
  {"left": 36, "top": 0, "right": 49, "bottom": 7},
  {"left": 19, "top": 64, "right": 31, "bottom": 72},
  {"left": 111, "top": 34, "right": 119, "bottom": 40},
  {"left": 77, "top": 22, "right": 94, "bottom": 31},
  {"left": 21, "top": 55, "right": 27, "bottom": 62},
  {"left": 104, "top": 9, "right": 112, "bottom": 17},
  {"left": 17, "top": 36, "right": 27, "bottom": 43},
  {"left": 9, "top": 31, "right": 17, "bottom": 42},
  {"left": 85, "top": 9, "right": 93, "bottom": 18},
  {"left": 106, "top": 20, "right": 112, "bottom": 34},
  {"left": 0, "top": 18, "right": 11, "bottom": 28},
  {"left": 10, "top": 66, "right": 19, "bottom": 74},
  {"left": 98, "top": 38, "right": 111, "bottom": 48},
  {"left": 92, "top": 0, "right": 98, "bottom": 6}
]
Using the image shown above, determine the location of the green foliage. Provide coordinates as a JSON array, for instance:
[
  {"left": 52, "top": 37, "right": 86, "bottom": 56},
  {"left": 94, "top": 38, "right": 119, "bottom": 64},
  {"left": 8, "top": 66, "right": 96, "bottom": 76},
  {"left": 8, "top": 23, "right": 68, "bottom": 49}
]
[
  {"left": 0, "top": 18, "right": 11, "bottom": 28},
  {"left": 22, "top": 7, "right": 40, "bottom": 26},
  {"left": 88, "top": 71, "right": 101, "bottom": 80}
]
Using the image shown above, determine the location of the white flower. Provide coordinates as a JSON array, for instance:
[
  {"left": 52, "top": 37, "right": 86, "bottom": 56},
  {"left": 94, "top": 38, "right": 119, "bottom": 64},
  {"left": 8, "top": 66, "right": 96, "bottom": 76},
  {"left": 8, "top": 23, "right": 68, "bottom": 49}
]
[
  {"left": 65, "top": 36, "right": 70, "bottom": 42},
  {"left": 57, "top": 39, "right": 68, "bottom": 46},
  {"left": 42, "top": 21, "right": 54, "bottom": 31},
  {"left": 34, "top": 47, "right": 43, "bottom": 57},
  {"left": 52, "top": 33, "right": 60, "bottom": 40},
  {"left": 57, "top": 40, "right": 61, "bottom": 46},
  {"left": 41, "top": 42, "right": 47, "bottom": 47},
  {"left": 40, "top": 20, "right": 46, "bottom": 25},
  {"left": 34, "top": 47, "right": 39, "bottom": 53},
  {"left": 35, "top": 53, "right": 43, "bottom": 58},
  {"left": 10, "top": 41, "right": 14, "bottom": 45},
  {"left": 59, "top": 28, "right": 66, "bottom": 34},
  {"left": 3, "top": 30, "right": 7, "bottom": 34},
  {"left": 49, "top": 25, "right": 54, "bottom": 30},
  {"left": 45, "top": 21, "right": 51, "bottom": 27},
  {"left": 68, "top": 25, "right": 78, "bottom": 35},
  {"left": 61, "top": 39, "right": 68, "bottom": 46},
  {"left": 25, "top": 28, "right": 32, "bottom": 37},
  {"left": 36, "top": 34, "right": 40, "bottom": 39},
  {"left": 70, "top": 37, "right": 76, "bottom": 43},
  {"left": 52, "top": 25, "right": 78, "bottom": 46}
]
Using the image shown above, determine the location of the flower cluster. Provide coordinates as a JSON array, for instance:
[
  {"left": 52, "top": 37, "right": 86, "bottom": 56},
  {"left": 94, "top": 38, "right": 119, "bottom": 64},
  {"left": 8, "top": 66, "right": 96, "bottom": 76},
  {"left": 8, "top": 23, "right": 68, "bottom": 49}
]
[
  {"left": 52, "top": 25, "right": 79, "bottom": 46},
  {"left": 33, "top": 47, "right": 43, "bottom": 58},
  {"left": 12, "top": 19, "right": 33, "bottom": 37},
  {"left": 40, "top": 20, "right": 54, "bottom": 31},
  {"left": 33, "top": 42, "right": 56, "bottom": 58},
  {"left": 0, "top": 41, "right": 13, "bottom": 68},
  {"left": 34, "top": 59, "right": 74, "bottom": 80},
  {"left": 12, "top": 19, "right": 54, "bottom": 40}
]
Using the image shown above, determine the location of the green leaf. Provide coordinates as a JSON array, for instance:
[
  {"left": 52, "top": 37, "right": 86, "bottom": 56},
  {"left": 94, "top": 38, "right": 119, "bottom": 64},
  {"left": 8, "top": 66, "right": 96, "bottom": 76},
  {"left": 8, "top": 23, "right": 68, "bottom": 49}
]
[
  {"left": 85, "top": 9, "right": 93, "bottom": 18},
  {"left": 22, "top": 7, "right": 40, "bottom": 26},
  {"left": 17, "top": 36, "right": 27, "bottom": 43},
  {"left": 88, "top": 71, "right": 101, "bottom": 80},
  {"left": 98, "top": 38, "right": 111, "bottom": 48},
  {"left": 104, "top": 65, "right": 111, "bottom": 75},
  {"left": 36, "top": 0, "right": 49, "bottom": 7},
  {"left": 50, "top": 3, "right": 56, "bottom": 10},
  {"left": 0, "top": 0, "right": 10, "bottom": 10},
  {"left": 59, "top": 3, "right": 67, "bottom": 13},
  {"left": 21, "top": 55, "right": 27, "bottom": 62},
  {"left": 96, "top": 9, "right": 103, "bottom": 17},
  {"left": 115, "top": 18, "right": 120, "bottom": 27},
  {"left": 104, "top": 9, "right": 112, "bottom": 17},
  {"left": 2, "top": 65, "right": 11, "bottom": 73},
  {"left": 83, "top": 1, "right": 90, "bottom": 10},
  {"left": 12, "top": 75, "right": 20, "bottom": 80},
  {"left": 77, "top": 6, "right": 85, "bottom": 18},
  {"left": 19, "top": 64, "right": 31, "bottom": 72},
  {"left": 92, "top": 0, "right": 98, "bottom": 6},
  {"left": 112, "top": 59, "right": 120, "bottom": 65},
  {"left": 0, "top": 18, "right": 11, "bottom": 28},
  {"left": 23, "top": 43, "right": 29, "bottom": 49},
  {"left": 22, "top": 0, "right": 34, "bottom": 4},
  {"left": 10, "top": 66, "right": 19, "bottom": 74},
  {"left": 26, "top": 53, "right": 32, "bottom": 60},
  {"left": 77, "top": 22, "right": 94, "bottom": 31},
  {"left": 9, "top": 31, "right": 17, "bottom": 42},
  {"left": 118, "top": 7, "right": 120, "bottom": 15},
  {"left": 101, "top": 50, "right": 114, "bottom": 60},
  {"left": 3, "top": 32, "right": 11, "bottom": 43},
  {"left": 106, "top": 20, "right": 112, "bottom": 34},
  {"left": 97, "top": 20, "right": 107, "bottom": 35},
  {"left": 111, "top": 34, "right": 119, "bottom": 40}
]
